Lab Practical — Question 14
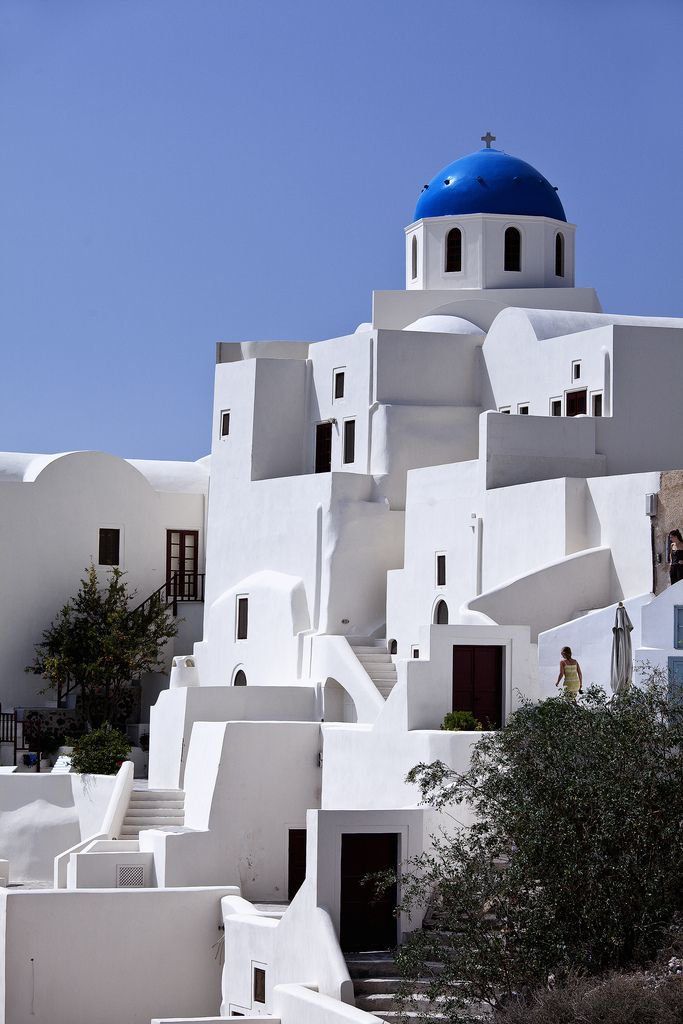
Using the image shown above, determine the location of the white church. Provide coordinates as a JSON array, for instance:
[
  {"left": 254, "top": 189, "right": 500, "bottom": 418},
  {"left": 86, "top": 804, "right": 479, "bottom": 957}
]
[{"left": 0, "top": 135, "right": 682, "bottom": 1024}]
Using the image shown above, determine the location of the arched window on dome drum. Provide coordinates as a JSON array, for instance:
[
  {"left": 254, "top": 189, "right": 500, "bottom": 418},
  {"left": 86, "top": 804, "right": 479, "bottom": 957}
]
[
  {"left": 233, "top": 669, "right": 247, "bottom": 687},
  {"left": 504, "top": 227, "right": 521, "bottom": 272},
  {"left": 555, "top": 232, "right": 565, "bottom": 278},
  {"left": 411, "top": 235, "right": 418, "bottom": 280},
  {"left": 445, "top": 228, "right": 462, "bottom": 273}
]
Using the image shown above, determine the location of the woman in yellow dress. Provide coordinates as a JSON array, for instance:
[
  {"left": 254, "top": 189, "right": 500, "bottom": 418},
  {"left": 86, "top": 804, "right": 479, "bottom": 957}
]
[{"left": 556, "top": 646, "right": 583, "bottom": 698}]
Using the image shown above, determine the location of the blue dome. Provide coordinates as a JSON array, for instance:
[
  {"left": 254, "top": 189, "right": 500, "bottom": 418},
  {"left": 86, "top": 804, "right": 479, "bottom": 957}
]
[{"left": 414, "top": 148, "right": 566, "bottom": 222}]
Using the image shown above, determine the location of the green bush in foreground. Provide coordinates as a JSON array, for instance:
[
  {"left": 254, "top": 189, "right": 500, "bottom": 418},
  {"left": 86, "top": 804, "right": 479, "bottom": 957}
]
[
  {"left": 395, "top": 680, "right": 683, "bottom": 1021},
  {"left": 442, "top": 710, "right": 483, "bottom": 731},
  {"left": 69, "top": 725, "right": 131, "bottom": 775}
]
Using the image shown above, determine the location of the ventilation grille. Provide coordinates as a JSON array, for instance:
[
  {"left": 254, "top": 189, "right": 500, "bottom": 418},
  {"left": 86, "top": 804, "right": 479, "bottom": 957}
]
[{"left": 117, "top": 864, "right": 145, "bottom": 888}]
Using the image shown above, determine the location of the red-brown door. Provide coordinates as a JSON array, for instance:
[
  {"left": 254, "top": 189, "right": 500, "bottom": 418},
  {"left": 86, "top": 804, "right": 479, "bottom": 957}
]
[
  {"left": 166, "top": 530, "right": 199, "bottom": 599},
  {"left": 452, "top": 645, "right": 503, "bottom": 729},
  {"left": 340, "top": 833, "right": 398, "bottom": 952}
]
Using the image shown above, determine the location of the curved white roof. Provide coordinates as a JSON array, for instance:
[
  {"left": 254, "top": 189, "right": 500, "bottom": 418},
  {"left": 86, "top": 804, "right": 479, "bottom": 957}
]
[
  {"left": 354, "top": 322, "right": 374, "bottom": 334},
  {"left": 403, "top": 314, "right": 484, "bottom": 335},
  {"left": 0, "top": 450, "right": 208, "bottom": 493},
  {"left": 127, "top": 459, "right": 208, "bottom": 493},
  {"left": 498, "top": 307, "right": 683, "bottom": 342}
]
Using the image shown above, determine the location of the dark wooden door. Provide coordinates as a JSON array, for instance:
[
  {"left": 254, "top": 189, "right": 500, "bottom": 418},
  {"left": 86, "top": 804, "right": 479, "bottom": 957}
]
[
  {"left": 566, "top": 389, "right": 587, "bottom": 416},
  {"left": 315, "top": 422, "right": 333, "bottom": 473},
  {"left": 340, "top": 833, "right": 398, "bottom": 952},
  {"left": 452, "top": 645, "right": 503, "bottom": 729},
  {"left": 166, "top": 530, "right": 199, "bottom": 599},
  {"left": 288, "top": 829, "right": 307, "bottom": 900}
]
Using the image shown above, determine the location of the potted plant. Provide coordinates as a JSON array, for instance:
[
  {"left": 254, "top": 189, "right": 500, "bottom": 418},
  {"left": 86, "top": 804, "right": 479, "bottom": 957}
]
[{"left": 441, "top": 709, "right": 484, "bottom": 732}]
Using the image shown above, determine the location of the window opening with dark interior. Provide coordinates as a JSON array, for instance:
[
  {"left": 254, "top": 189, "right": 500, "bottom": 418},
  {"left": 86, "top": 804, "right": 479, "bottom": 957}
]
[
  {"left": 389, "top": 639, "right": 397, "bottom": 655},
  {"left": 220, "top": 410, "right": 230, "bottom": 437},
  {"left": 436, "top": 553, "right": 446, "bottom": 587},
  {"left": 236, "top": 597, "right": 248, "bottom": 640},
  {"left": 445, "top": 227, "right": 462, "bottom": 272},
  {"left": 434, "top": 599, "right": 449, "bottom": 625},
  {"left": 412, "top": 647, "right": 420, "bottom": 659},
  {"left": 343, "top": 419, "right": 356, "bottom": 465},
  {"left": 233, "top": 669, "right": 247, "bottom": 686},
  {"left": 99, "top": 528, "right": 120, "bottom": 566},
  {"left": 572, "top": 361, "right": 581, "bottom": 380},
  {"left": 592, "top": 393, "right": 603, "bottom": 417},
  {"left": 518, "top": 405, "right": 529, "bottom": 415},
  {"left": 253, "top": 968, "right": 266, "bottom": 1004},
  {"left": 504, "top": 227, "right": 521, "bottom": 271},
  {"left": 315, "top": 422, "right": 333, "bottom": 473},
  {"left": 499, "top": 407, "right": 511, "bottom": 414},
  {"left": 334, "top": 370, "right": 345, "bottom": 400},
  {"left": 411, "top": 235, "right": 418, "bottom": 280},
  {"left": 566, "top": 389, "right": 587, "bottom": 417},
  {"left": 551, "top": 399, "right": 562, "bottom": 416},
  {"left": 555, "top": 232, "right": 565, "bottom": 277}
]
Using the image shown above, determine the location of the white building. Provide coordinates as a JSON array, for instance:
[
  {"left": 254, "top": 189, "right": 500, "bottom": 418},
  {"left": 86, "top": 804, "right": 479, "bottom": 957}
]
[{"left": 0, "top": 138, "right": 682, "bottom": 1024}]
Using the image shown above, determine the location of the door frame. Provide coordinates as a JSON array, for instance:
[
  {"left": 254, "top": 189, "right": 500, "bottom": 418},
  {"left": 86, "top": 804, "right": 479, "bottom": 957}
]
[
  {"left": 339, "top": 830, "right": 400, "bottom": 952},
  {"left": 166, "top": 529, "right": 200, "bottom": 598},
  {"left": 451, "top": 639, "right": 509, "bottom": 727}
]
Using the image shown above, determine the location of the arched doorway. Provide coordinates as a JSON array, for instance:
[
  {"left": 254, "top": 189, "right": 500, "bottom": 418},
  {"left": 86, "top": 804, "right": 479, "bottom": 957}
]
[
  {"left": 233, "top": 668, "right": 247, "bottom": 686},
  {"left": 434, "top": 599, "right": 449, "bottom": 625}
]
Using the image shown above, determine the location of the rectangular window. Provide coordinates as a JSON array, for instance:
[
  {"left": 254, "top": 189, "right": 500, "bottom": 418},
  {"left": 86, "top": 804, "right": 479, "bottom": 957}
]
[
  {"left": 674, "top": 607, "right": 683, "bottom": 650},
  {"left": 343, "top": 419, "right": 356, "bottom": 465},
  {"left": 551, "top": 398, "right": 562, "bottom": 416},
  {"left": 517, "top": 404, "right": 529, "bottom": 415},
  {"left": 572, "top": 360, "right": 581, "bottom": 380},
  {"left": 411, "top": 646, "right": 420, "bottom": 659},
  {"left": 436, "top": 553, "right": 446, "bottom": 587},
  {"left": 236, "top": 596, "right": 249, "bottom": 641},
  {"left": 334, "top": 370, "right": 345, "bottom": 400},
  {"left": 220, "top": 410, "right": 230, "bottom": 437},
  {"left": 592, "top": 393, "right": 603, "bottom": 417},
  {"left": 99, "top": 528, "right": 120, "bottom": 566},
  {"left": 499, "top": 407, "right": 511, "bottom": 414},
  {"left": 253, "top": 967, "right": 266, "bottom": 1005}
]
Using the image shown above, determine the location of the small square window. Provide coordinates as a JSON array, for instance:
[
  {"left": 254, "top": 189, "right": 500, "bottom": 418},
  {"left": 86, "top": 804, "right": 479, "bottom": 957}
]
[
  {"left": 436, "top": 553, "right": 446, "bottom": 587},
  {"left": 499, "top": 407, "right": 511, "bottom": 414},
  {"left": 572, "top": 361, "right": 581, "bottom": 381},
  {"left": 253, "top": 967, "right": 266, "bottom": 1005},
  {"left": 411, "top": 646, "right": 420, "bottom": 659},
  {"left": 236, "top": 596, "right": 248, "bottom": 641},
  {"left": 334, "top": 370, "right": 345, "bottom": 400},
  {"left": 220, "top": 410, "right": 231, "bottom": 437},
  {"left": 551, "top": 398, "right": 562, "bottom": 416},
  {"left": 343, "top": 419, "right": 356, "bottom": 464},
  {"left": 99, "top": 528, "right": 120, "bottom": 566},
  {"left": 592, "top": 393, "right": 603, "bottom": 417},
  {"left": 518, "top": 404, "right": 529, "bottom": 415}
]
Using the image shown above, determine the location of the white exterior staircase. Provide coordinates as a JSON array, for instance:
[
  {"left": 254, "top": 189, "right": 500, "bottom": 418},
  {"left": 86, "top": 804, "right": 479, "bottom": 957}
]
[
  {"left": 348, "top": 638, "right": 398, "bottom": 700},
  {"left": 119, "top": 788, "right": 185, "bottom": 838},
  {"left": 347, "top": 954, "right": 445, "bottom": 1022}
]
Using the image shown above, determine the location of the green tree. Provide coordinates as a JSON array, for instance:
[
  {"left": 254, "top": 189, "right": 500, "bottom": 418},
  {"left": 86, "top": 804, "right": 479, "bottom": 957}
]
[
  {"left": 395, "top": 681, "right": 683, "bottom": 1021},
  {"left": 26, "top": 564, "right": 177, "bottom": 729}
]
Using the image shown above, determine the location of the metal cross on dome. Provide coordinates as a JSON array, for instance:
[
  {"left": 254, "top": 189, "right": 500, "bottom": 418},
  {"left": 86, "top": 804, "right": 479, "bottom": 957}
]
[{"left": 481, "top": 131, "right": 496, "bottom": 149}]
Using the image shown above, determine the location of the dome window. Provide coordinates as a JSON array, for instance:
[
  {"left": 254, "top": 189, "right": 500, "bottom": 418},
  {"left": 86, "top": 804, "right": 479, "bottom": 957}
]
[
  {"left": 411, "top": 235, "right": 418, "bottom": 280},
  {"left": 555, "top": 232, "right": 565, "bottom": 277},
  {"left": 445, "top": 228, "right": 462, "bottom": 273},
  {"left": 504, "top": 227, "right": 521, "bottom": 272}
]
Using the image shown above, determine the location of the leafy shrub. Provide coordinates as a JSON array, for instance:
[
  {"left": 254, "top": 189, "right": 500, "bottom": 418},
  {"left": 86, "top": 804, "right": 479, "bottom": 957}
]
[
  {"left": 69, "top": 726, "right": 131, "bottom": 775},
  {"left": 23, "top": 709, "right": 73, "bottom": 757},
  {"left": 442, "top": 710, "right": 483, "bottom": 731},
  {"left": 395, "top": 680, "right": 683, "bottom": 1019},
  {"left": 496, "top": 972, "right": 683, "bottom": 1024}
]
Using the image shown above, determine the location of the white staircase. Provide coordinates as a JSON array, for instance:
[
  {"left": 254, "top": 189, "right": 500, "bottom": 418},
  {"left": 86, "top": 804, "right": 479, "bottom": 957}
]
[
  {"left": 348, "top": 638, "right": 398, "bottom": 699},
  {"left": 119, "top": 789, "right": 185, "bottom": 838}
]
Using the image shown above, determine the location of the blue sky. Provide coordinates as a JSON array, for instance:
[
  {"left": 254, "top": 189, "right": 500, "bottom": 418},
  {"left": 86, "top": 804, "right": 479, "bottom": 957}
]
[{"left": 1, "top": 0, "right": 681, "bottom": 460}]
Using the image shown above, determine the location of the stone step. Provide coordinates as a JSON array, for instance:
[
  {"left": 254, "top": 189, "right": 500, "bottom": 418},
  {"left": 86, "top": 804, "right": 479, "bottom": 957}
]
[
  {"left": 128, "top": 789, "right": 184, "bottom": 801},
  {"left": 357, "top": 993, "right": 441, "bottom": 1013},
  {"left": 126, "top": 801, "right": 184, "bottom": 811},
  {"left": 373, "top": 1014, "right": 446, "bottom": 1023},
  {"left": 354, "top": 978, "right": 431, "bottom": 995},
  {"left": 364, "top": 668, "right": 397, "bottom": 680},
  {"left": 353, "top": 650, "right": 393, "bottom": 662},
  {"left": 346, "top": 957, "right": 400, "bottom": 979}
]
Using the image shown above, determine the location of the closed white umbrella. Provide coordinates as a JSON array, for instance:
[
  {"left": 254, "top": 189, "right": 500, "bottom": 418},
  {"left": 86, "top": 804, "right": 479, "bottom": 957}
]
[{"left": 610, "top": 602, "right": 634, "bottom": 694}]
